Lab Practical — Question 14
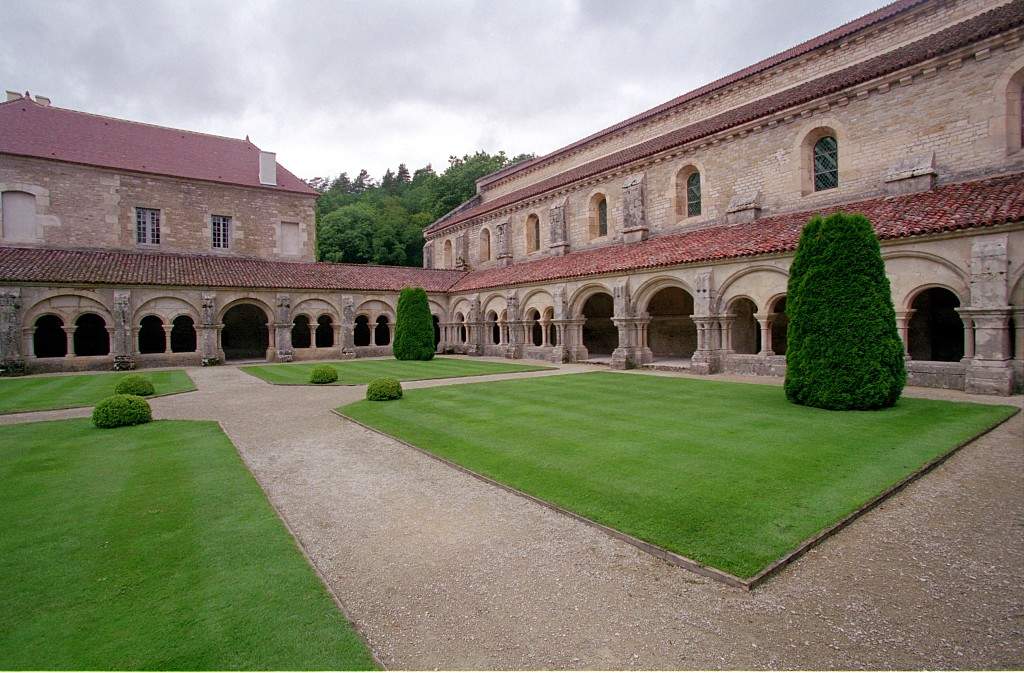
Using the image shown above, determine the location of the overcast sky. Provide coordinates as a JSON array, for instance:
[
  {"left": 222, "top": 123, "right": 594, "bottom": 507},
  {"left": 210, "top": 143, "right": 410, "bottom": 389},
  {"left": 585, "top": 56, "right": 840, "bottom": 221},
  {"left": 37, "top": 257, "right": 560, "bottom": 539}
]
[{"left": 2, "top": 0, "right": 888, "bottom": 182}]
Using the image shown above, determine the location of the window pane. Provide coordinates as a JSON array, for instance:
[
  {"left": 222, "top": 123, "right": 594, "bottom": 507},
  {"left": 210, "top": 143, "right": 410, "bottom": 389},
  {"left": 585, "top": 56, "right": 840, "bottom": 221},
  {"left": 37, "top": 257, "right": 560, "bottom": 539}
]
[
  {"left": 686, "top": 172, "right": 701, "bottom": 217},
  {"left": 598, "top": 199, "right": 607, "bottom": 236},
  {"left": 212, "top": 215, "right": 230, "bottom": 248},
  {"left": 813, "top": 136, "right": 838, "bottom": 191}
]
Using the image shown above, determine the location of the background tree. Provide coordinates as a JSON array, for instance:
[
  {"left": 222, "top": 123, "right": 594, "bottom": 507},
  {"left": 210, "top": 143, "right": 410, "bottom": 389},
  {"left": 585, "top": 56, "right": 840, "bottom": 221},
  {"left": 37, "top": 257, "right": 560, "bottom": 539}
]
[
  {"left": 784, "top": 212, "right": 905, "bottom": 410},
  {"left": 392, "top": 287, "right": 435, "bottom": 361}
]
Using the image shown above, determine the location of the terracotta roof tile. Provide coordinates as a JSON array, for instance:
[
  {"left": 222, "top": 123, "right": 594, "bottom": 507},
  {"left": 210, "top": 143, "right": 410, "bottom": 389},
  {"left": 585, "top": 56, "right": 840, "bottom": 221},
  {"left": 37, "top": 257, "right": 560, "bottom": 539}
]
[
  {"left": 450, "top": 172, "right": 1024, "bottom": 292},
  {"left": 430, "top": 0, "right": 1024, "bottom": 235},
  {"left": 0, "top": 98, "right": 317, "bottom": 196}
]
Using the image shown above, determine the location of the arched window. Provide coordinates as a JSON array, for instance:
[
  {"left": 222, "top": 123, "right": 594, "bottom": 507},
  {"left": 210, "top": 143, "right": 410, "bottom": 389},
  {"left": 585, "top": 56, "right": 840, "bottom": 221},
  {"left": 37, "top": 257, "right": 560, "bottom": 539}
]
[
  {"left": 374, "top": 315, "right": 391, "bottom": 346},
  {"left": 291, "top": 315, "right": 311, "bottom": 349},
  {"left": 479, "top": 228, "right": 491, "bottom": 261},
  {"left": 589, "top": 194, "right": 608, "bottom": 239},
  {"left": 1, "top": 190, "right": 36, "bottom": 242},
  {"left": 686, "top": 172, "right": 701, "bottom": 217},
  {"left": 443, "top": 240, "right": 453, "bottom": 269},
  {"left": 813, "top": 136, "right": 839, "bottom": 191},
  {"left": 544, "top": 307, "right": 557, "bottom": 347},
  {"left": 138, "top": 315, "right": 166, "bottom": 354},
  {"left": 170, "top": 316, "right": 197, "bottom": 353},
  {"left": 529, "top": 309, "right": 543, "bottom": 347},
  {"left": 73, "top": 313, "right": 110, "bottom": 356},
  {"left": 33, "top": 315, "right": 66, "bottom": 358},
  {"left": 354, "top": 315, "right": 371, "bottom": 347},
  {"left": 487, "top": 310, "right": 500, "bottom": 345},
  {"left": 526, "top": 214, "right": 540, "bottom": 253},
  {"left": 1003, "top": 67, "right": 1024, "bottom": 154},
  {"left": 315, "top": 315, "right": 334, "bottom": 348}
]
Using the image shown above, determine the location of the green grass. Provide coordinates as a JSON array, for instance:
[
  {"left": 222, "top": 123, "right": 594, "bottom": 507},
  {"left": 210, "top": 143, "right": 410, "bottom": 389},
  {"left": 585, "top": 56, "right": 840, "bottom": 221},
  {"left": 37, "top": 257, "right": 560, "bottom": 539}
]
[
  {"left": 241, "top": 357, "right": 552, "bottom": 385},
  {"left": 0, "top": 370, "right": 195, "bottom": 414},
  {"left": 340, "top": 372, "right": 1017, "bottom": 579},
  {"left": 0, "top": 418, "right": 377, "bottom": 670}
]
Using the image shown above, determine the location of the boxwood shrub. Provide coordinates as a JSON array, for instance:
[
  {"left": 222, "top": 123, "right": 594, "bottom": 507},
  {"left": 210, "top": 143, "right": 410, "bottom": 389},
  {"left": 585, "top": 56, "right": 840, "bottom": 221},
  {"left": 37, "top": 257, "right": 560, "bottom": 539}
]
[
  {"left": 92, "top": 394, "right": 153, "bottom": 428},
  {"left": 366, "top": 376, "right": 402, "bottom": 401},
  {"left": 309, "top": 364, "right": 339, "bottom": 384},
  {"left": 114, "top": 374, "right": 155, "bottom": 396}
]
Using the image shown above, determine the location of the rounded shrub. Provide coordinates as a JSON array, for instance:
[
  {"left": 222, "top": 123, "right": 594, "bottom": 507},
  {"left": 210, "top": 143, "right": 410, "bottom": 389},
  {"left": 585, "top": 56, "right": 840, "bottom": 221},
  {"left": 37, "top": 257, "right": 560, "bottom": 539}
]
[
  {"left": 92, "top": 394, "right": 153, "bottom": 429},
  {"left": 309, "top": 364, "right": 339, "bottom": 384},
  {"left": 114, "top": 374, "right": 155, "bottom": 396},
  {"left": 392, "top": 286, "right": 436, "bottom": 361},
  {"left": 784, "top": 211, "right": 906, "bottom": 410},
  {"left": 366, "top": 376, "right": 402, "bottom": 401}
]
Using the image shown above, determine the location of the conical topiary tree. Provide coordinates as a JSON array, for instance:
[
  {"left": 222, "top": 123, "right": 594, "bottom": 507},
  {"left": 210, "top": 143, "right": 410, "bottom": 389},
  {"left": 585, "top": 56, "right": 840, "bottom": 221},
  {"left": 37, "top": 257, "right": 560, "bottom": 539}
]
[
  {"left": 784, "top": 212, "right": 905, "bottom": 410},
  {"left": 393, "top": 286, "right": 435, "bottom": 361}
]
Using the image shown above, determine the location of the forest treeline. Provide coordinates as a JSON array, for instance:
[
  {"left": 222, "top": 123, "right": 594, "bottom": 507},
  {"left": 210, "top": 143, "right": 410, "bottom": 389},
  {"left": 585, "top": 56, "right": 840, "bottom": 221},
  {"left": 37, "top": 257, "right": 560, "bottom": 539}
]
[{"left": 309, "top": 151, "right": 533, "bottom": 267}]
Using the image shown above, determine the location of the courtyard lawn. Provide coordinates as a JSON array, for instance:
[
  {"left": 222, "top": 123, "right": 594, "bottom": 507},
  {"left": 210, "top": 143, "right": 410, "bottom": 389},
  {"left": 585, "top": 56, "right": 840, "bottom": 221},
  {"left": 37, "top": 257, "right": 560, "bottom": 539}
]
[
  {"left": 0, "top": 370, "right": 195, "bottom": 415},
  {"left": 0, "top": 418, "right": 377, "bottom": 671},
  {"left": 241, "top": 357, "right": 553, "bottom": 385},
  {"left": 340, "top": 372, "right": 1017, "bottom": 579}
]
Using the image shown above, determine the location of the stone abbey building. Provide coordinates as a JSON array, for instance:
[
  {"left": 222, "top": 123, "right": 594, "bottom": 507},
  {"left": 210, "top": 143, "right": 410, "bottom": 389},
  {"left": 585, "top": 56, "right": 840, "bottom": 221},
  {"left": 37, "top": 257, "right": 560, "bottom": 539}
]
[{"left": 2, "top": 0, "right": 1024, "bottom": 394}]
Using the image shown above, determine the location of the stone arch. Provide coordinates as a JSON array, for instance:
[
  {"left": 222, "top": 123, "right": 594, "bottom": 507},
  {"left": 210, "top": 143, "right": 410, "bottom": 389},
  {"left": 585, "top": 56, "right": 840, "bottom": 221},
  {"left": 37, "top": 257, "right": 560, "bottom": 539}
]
[
  {"left": 884, "top": 251, "right": 970, "bottom": 309},
  {"left": 453, "top": 311, "right": 468, "bottom": 344},
  {"left": 543, "top": 306, "right": 557, "bottom": 347},
  {"left": 291, "top": 314, "right": 312, "bottom": 349},
  {"left": 355, "top": 299, "right": 395, "bottom": 322},
  {"left": 569, "top": 282, "right": 615, "bottom": 318},
  {"left": 526, "top": 308, "right": 543, "bottom": 347},
  {"left": 588, "top": 191, "right": 609, "bottom": 239},
  {"left": 768, "top": 294, "right": 789, "bottom": 356},
  {"left": 25, "top": 292, "right": 112, "bottom": 327},
  {"left": 374, "top": 315, "right": 391, "bottom": 346},
  {"left": 217, "top": 296, "right": 276, "bottom": 325},
  {"left": 486, "top": 309, "right": 501, "bottom": 345},
  {"left": 728, "top": 296, "right": 760, "bottom": 355},
  {"left": 354, "top": 314, "right": 372, "bottom": 347},
  {"left": 793, "top": 117, "right": 849, "bottom": 196},
  {"left": 525, "top": 213, "right": 541, "bottom": 253},
  {"left": 633, "top": 276, "right": 695, "bottom": 316},
  {"left": 645, "top": 286, "right": 696, "bottom": 358},
  {"left": 291, "top": 298, "right": 339, "bottom": 324},
  {"left": 32, "top": 314, "right": 66, "bottom": 358},
  {"left": 138, "top": 314, "right": 166, "bottom": 354},
  {"left": 520, "top": 288, "right": 553, "bottom": 315},
  {"left": 443, "top": 239, "right": 453, "bottom": 269},
  {"left": 993, "top": 54, "right": 1024, "bottom": 155},
  {"left": 714, "top": 265, "right": 789, "bottom": 314},
  {"left": 133, "top": 296, "right": 200, "bottom": 326},
  {"left": 479, "top": 227, "right": 492, "bottom": 261},
  {"left": 170, "top": 315, "right": 197, "bottom": 353},
  {"left": 581, "top": 292, "right": 616, "bottom": 356},
  {"left": 315, "top": 314, "right": 334, "bottom": 348},
  {"left": 907, "top": 286, "right": 964, "bottom": 362},
  {"left": 481, "top": 293, "right": 508, "bottom": 318},
  {"left": 673, "top": 162, "right": 703, "bottom": 219},
  {"left": 221, "top": 302, "right": 270, "bottom": 360},
  {"left": 73, "top": 313, "right": 110, "bottom": 357}
]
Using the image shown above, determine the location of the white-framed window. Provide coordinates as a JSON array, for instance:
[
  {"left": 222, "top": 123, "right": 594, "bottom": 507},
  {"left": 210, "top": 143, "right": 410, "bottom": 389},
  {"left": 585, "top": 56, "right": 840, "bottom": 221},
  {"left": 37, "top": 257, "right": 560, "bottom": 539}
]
[
  {"left": 135, "top": 207, "right": 160, "bottom": 244},
  {"left": 212, "top": 215, "right": 230, "bottom": 249}
]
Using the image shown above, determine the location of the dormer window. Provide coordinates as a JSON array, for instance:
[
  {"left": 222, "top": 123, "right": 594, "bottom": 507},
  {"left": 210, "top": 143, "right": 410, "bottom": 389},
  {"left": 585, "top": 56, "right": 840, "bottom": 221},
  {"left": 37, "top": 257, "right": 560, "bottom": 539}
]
[
  {"left": 135, "top": 207, "right": 160, "bottom": 244},
  {"left": 212, "top": 215, "right": 231, "bottom": 249}
]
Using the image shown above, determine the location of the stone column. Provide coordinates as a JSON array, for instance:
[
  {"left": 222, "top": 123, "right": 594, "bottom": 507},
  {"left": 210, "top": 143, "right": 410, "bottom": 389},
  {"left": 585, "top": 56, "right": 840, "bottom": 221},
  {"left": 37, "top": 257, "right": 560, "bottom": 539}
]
[
  {"left": 894, "top": 310, "right": 914, "bottom": 355},
  {"left": 199, "top": 292, "right": 221, "bottom": 365},
  {"left": 111, "top": 290, "right": 135, "bottom": 370},
  {"left": 1012, "top": 308, "right": 1024, "bottom": 361},
  {"left": 505, "top": 321, "right": 526, "bottom": 359},
  {"left": 161, "top": 324, "right": 173, "bottom": 354},
  {"left": 690, "top": 315, "right": 723, "bottom": 375},
  {"left": 21, "top": 327, "right": 34, "bottom": 358},
  {"left": 0, "top": 289, "right": 24, "bottom": 373},
  {"left": 621, "top": 172, "right": 648, "bottom": 243},
  {"left": 274, "top": 293, "right": 294, "bottom": 362},
  {"left": 755, "top": 313, "right": 773, "bottom": 356},
  {"left": 957, "top": 307, "right": 1013, "bottom": 395},
  {"left": 340, "top": 295, "right": 355, "bottom": 357},
  {"left": 66, "top": 325, "right": 77, "bottom": 357},
  {"left": 611, "top": 317, "right": 643, "bottom": 369},
  {"left": 719, "top": 315, "right": 735, "bottom": 353},
  {"left": 962, "top": 318, "right": 975, "bottom": 360}
]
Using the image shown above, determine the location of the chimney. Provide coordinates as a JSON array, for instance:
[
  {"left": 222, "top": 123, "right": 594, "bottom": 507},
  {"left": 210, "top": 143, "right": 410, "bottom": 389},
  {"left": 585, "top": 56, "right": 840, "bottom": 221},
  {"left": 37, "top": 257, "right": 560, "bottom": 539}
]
[
  {"left": 5, "top": 91, "right": 23, "bottom": 102},
  {"left": 259, "top": 150, "right": 277, "bottom": 186},
  {"left": 34, "top": 95, "right": 50, "bottom": 106}
]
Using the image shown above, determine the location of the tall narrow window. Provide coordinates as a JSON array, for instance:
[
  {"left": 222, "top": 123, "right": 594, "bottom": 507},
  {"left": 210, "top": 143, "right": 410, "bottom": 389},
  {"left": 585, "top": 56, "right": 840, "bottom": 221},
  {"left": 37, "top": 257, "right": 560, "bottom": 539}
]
[
  {"left": 526, "top": 214, "right": 540, "bottom": 252},
  {"left": 813, "top": 136, "right": 838, "bottom": 191},
  {"left": 135, "top": 207, "right": 160, "bottom": 244},
  {"left": 212, "top": 215, "right": 231, "bottom": 249},
  {"left": 686, "top": 172, "right": 701, "bottom": 217},
  {"left": 597, "top": 197, "right": 608, "bottom": 237}
]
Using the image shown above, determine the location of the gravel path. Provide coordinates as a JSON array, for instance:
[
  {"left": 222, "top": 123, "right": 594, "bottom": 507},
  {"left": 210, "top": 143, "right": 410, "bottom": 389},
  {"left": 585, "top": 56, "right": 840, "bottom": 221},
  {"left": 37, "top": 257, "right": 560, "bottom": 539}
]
[{"left": 5, "top": 361, "right": 1022, "bottom": 669}]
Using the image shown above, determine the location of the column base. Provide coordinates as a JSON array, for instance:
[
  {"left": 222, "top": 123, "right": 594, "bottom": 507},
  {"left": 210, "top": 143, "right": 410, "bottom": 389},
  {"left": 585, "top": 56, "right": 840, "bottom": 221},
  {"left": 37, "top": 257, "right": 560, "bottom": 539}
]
[
  {"left": 201, "top": 357, "right": 221, "bottom": 367},
  {"left": 610, "top": 347, "right": 637, "bottom": 369},
  {"left": 276, "top": 349, "right": 295, "bottom": 363},
  {"left": 113, "top": 355, "right": 136, "bottom": 371},
  {"left": 690, "top": 351, "right": 722, "bottom": 375},
  {"left": 466, "top": 344, "right": 483, "bottom": 356},
  {"left": 964, "top": 360, "right": 1014, "bottom": 396},
  {"left": 504, "top": 344, "right": 522, "bottom": 359}
]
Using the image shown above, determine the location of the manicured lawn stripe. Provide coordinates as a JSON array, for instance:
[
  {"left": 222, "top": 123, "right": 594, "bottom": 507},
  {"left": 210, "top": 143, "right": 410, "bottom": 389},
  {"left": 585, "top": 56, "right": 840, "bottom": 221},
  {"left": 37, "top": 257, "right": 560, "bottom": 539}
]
[
  {"left": 0, "top": 419, "right": 377, "bottom": 670},
  {"left": 241, "top": 357, "right": 552, "bottom": 385},
  {"left": 0, "top": 370, "right": 195, "bottom": 414},
  {"left": 340, "top": 372, "right": 1016, "bottom": 578}
]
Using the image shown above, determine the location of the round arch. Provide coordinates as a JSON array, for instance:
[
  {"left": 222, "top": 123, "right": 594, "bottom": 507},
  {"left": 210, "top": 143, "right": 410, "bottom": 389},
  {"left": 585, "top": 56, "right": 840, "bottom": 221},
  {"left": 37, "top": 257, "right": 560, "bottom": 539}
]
[
  {"left": 631, "top": 276, "right": 696, "bottom": 315},
  {"left": 569, "top": 282, "right": 615, "bottom": 318},
  {"left": 713, "top": 265, "right": 789, "bottom": 314},
  {"left": 221, "top": 302, "right": 271, "bottom": 360}
]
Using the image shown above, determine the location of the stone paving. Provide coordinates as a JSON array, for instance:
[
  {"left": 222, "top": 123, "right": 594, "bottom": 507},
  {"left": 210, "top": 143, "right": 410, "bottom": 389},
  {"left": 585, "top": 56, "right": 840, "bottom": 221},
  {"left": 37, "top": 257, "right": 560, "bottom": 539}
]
[{"left": 4, "top": 360, "right": 1022, "bottom": 669}]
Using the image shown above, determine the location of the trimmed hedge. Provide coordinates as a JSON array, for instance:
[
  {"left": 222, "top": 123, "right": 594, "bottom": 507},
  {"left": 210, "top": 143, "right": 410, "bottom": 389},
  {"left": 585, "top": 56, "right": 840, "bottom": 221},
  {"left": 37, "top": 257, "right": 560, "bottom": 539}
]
[
  {"left": 113, "top": 374, "right": 156, "bottom": 396},
  {"left": 393, "top": 287, "right": 435, "bottom": 361},
  {"left": 366, "top": 377, "right": 402, "bottom": 401},
  {"left": 309, "top": 365, "right": 339, "bottom": 384},
  {"left": 92, "top": 394, "right": 153, "bottom": 428},
  {"left": 784, "top": 212, "right": 906, "bottom": 410}
]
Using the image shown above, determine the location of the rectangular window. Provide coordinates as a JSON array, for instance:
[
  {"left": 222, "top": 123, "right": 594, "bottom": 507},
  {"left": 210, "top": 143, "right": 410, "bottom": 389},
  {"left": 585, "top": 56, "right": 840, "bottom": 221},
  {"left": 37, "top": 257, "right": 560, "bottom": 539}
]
[
  {"left": 211, "top": 215, "right": 230, "bottom": 249},
  {"left": 135, "top": 207, "right": 160, "bottom": 244},
  {"left": 280, "top": 221, "right": 300, "bottom": 255}
]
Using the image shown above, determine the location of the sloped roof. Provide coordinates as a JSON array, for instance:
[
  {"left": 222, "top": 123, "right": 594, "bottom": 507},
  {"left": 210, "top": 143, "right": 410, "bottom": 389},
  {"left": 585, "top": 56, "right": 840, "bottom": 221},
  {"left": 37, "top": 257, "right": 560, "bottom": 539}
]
[
  {"left": 450, "top": 172, "right": 1024, "bottom": 292},
  {"left": 429, "top": 0, "right": 1024, "bottom": 236},
  {"left": 0, "top": 247, "right": 463, "bottom": 292},
  {"left": 0, "top": 97, "right": 317, "bottom": 196}
]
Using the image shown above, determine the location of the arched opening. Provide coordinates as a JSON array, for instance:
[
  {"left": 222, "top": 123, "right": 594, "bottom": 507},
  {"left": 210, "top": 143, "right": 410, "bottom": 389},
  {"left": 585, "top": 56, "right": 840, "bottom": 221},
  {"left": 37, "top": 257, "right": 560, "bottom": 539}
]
[
  {"left": 138, "top": 315, "right": 166, "bottom": 354},
  {"left": 374, "top": 315, "right": 391, "bottom": 346},
  {"left": 432, "top": 314, "right": 441, "bottom": 349},
  {"left": 479, "top": 228, "right": 491, "bottom": 261},
  {"left": 676, "top": 167, "right": 701, "bottom": 218},
  {"left": 646, "top": 287, "right": 696, "bottom": 358},
  {"left": 529, "top": 309, "right": 543, "bottom": 346},
  {"left": 526, "top": 214, "right": 540, "bottom": 253},
  {"left": 291, "top": 315, "right": 312, "bottom": 349},
  {"left": 221, "top": 303, "right": 269, "bottom": 360},
  {"left": 170, "top": 315, "right": 197, "bottom": 353},
  {"left": 487, "top": 310, "right": 500, "bottom": 345},
  {"left": 1004, "top": 66, "right": 1024, "bottom": 154},
  {"left": 589, "top": 193, "right": 608, "bottom": 239},
  {"left": 354, "top": 315, "right": 371, "bottom": 347},
  {"left": 443, "top": 240, "right": 453, "bottom": 269},
  {"left": 581, "top": 292, "right": 616, "bottom": 356},
  {"left": 73, "top": 313, "right": 110, "bottom": 356},
  {"left": 454, "top": 312, "right": 467, "bottom": 344},
  {"left": 316, "top": 315, "right": 334, "bottom": 348},
  {"left": 770, "top": 296, "right": 788, "bottom": 356},
  {"left": 545, "top": 307, "right": 557, "bottom": 347},
  {"left": 33, "top": 315, "right": 66, "bottom": 358},
  {"left": 729, "top": 298, "right": 760, "bottom": 354},
  {"left": 908, "top": 288, "right": 964, "bottom": 362}
]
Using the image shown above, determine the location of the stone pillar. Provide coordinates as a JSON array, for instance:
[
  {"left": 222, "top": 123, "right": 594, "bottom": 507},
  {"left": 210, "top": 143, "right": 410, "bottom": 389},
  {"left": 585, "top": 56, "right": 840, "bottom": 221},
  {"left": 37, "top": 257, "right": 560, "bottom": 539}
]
[
  {"left": 111, "top": 289, "right": 135, "bottom": 370},
  {"left": 1012, "top": 308, "right": 1024, "bottom": 361},
  {"left": 957, "top": 307, "right": 1013, "bottom": 395},
  {"left": 161, "top": 324, "right": 172, "bottom": 354},
  {"left": 962, "top": 318, "right": 976, "bottom": 360},
  {"left": 198, "top": 293, "right": 220, "bottom": 365},
  {"left": 455, "top": 232, "right": 469, "bottom": 271},
  {"left": 66, "top": 325, "right": 77, "bottom": 357},
  {"left": 340, "top": 295, "right": 356, "bottom": 356},
  {"left": 690, "top": 315, "right": 724, "bottom": 375},
  {"left": 894, "top": 310, "right": 914, "bottom": 355},
  {"left": 755, "top": 313, "right": 773, "bottom": 356},
  {"left": 495, "top": 221, "right": 512, "bottom": 268},
  {"left": 611, "top": 317, "right": 650, "bottom": 369},
  {"left": 621, "top": 172, "right": 648, "bottom": 243},
  {"left": 0, "top": 289, "right": 24, "bottom": 374},
  {"left": 274, "top": 293, "right": 294, "bottom": 362},
  {"left": 422, "top": 241, "right": 434, "bottom": 269},
  {"left": 548, "top": 198, "right": 570, "bottom": 256},
  {"left": 21, "top": 327, "right": 34, "bottom": 358},
  {"left": 466, "top": 295, "right": 484, "bottom": 355}
]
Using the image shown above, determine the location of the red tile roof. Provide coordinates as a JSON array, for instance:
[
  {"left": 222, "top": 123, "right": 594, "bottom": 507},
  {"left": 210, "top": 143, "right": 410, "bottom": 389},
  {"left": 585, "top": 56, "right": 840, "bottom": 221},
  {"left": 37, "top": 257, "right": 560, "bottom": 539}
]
[
  {"left": 476, "top": 0, "right": 927, "bottom": 190},
  {"left": 0, "top": 247, "right": 463, "bottom": 292},
  {"left": 430, "top": 0, "right": 1024, "bottom": 236},
  {"left": 450, "top": 172, "right": 1024, "bottom": 292},
  {"left": 0, "top": 97, "right": 317, "bottom": 196}
]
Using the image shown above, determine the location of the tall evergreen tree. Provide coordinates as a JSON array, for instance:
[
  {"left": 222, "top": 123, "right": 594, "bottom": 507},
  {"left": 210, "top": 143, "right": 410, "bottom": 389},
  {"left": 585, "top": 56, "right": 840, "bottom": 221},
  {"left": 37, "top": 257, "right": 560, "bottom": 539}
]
[
  {"left": 395, "top": 163, "right": 411, "bottom": 185},
  {"left": 393, "top": 287, "right": 435, "bottom": 361},
  {"left": 784, "top": 212, "right": 905, "bottom": 410}
]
